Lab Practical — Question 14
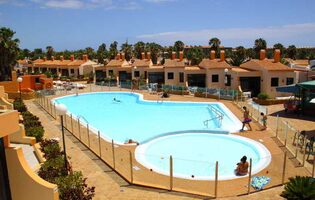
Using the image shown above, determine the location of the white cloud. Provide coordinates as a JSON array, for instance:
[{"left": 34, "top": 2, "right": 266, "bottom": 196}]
[{"left": 137, "top": 23, "right": 315, "bottom": 47}]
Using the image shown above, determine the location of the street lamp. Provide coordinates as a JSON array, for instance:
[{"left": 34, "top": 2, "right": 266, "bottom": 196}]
[
  {"left": 17, "top": 77, "right": 23, "bottom": 100},
  {"left": 55, "top": 103, "right": 68, "bottom": 173}
]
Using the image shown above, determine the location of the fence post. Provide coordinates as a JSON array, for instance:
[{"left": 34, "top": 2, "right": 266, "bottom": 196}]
[
  {"left": 247, "top": 158, "right": 252, "bottom": 194},
  {"left": 112, "top": 139, "right": 115, "bottom": 169},
  {"left": 282, "top": 151, "right": 287, "bottom": 184},
  {"left": 205, "top": 88, "right": 208, "bottom": 98},
  {"left": 284, "top": 121, "right": 289, "bottom": 147},
  {"left": 276, "top": 115, "right": 279, "bottom": 138},
  {"left": 302, "top": 142, "right": 307, "bottom": 166},
  {"left": 169, "top": 155, "right": 173, "bottom": 191},
  {"left": 54, "top": 103, "right": 56, "bottom": 119},
  {"left": 98, "top": 131, "right": 102, "bottom": 157},
  {"left": 78, "top": 119, "right": 81, "bottom": 140},
  {"left": 129, "top": 151, "right": 133, "bottom": 184},
  {"left": 312, "top": 155, "right": 315, "bottom": 178},
  {"left": 87, "top": 124, "right": 90, "bottom": 147},
  {"left": 89, "top": 84, "right": 92, "bottom": 92},
  {"left": 218, "top": 89, "right": 221, "bottom": 100},
  {"left": 214, "top": 161, "right": 218, "bottom": 198},
  {"left": 71, "top": 114, "right": 73, "bottom": 133}
]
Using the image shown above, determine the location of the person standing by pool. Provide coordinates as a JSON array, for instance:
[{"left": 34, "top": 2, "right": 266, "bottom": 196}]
[
  {"left": 260, "top": 112, "right": 267, "bottom": 130},
  {"left": 240, "top": 106, "right": 252, "bottom": 131},
  {"left": 235, "top": 156, "right": 249, "bottom": 176}
]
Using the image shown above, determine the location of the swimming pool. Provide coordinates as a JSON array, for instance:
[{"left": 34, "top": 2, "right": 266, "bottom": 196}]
[
  {"left": 135, "top": 132, "right": 271, "bottom": 180},
  {"left": 53, "top": 92, "right": 271, "bottom": 180},
  {"left": 53, "top": 92, "right": 243, "bottom": 144}
]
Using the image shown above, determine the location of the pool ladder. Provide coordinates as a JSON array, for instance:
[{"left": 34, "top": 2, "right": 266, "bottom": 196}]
[
  {"left": 204, "top": 105, "right": 224, "bottom": 128},
  {"left": 77, "top": 115, "right": 89, "bottom": 124}
]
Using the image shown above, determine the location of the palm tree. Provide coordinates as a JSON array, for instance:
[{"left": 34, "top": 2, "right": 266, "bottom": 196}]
[
  {"left": 133, "top": 41, "right": 145, "bottom": 59},
  {"left": 209, "top": 37, "right": 221, "bottom": 50},
  {"left": 109, "top": 41, "right": 118, "bottom": 60},
  {"left": 121, "top": 42, "right": 133, "bottom": 61},
  {"left": 174, "top": 40, "right": 185, "bottom": 52},
  {"left": 85, "top": 47, "right": 95, "bottom": 60},
  {"left": 187, "top": 47, "right": 203, "bottom": 65},
  {"left": 281, "top": 176, "right": 315, "bottom": 199},
  {"left": 46, "top": 46, "right": 54, "bottom": 60},
  {"left": 254, "top": 38, "right": 267, "bottom": 58},
  {"left": 0, "top": 27, "right": 20, "bottom": 81},
  {"left": 96, "top": 43, "right": 107, "bottom": 64},
  {"left": 226, "top": 46, "right": 249, "bottom": 66},
  {"left": 145, "top": 42, "right": 162, "bottom": 64},
  {"left": 287, "top": 45, "right": 297, "bottom": 59}
]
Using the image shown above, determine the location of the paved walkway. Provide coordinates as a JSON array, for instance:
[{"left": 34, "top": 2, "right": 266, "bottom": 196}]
[{"left": 24, "top": 94, "right": 290, "bottom": 200}]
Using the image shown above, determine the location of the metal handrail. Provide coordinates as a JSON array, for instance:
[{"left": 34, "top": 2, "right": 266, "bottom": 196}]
[
  {"left": 204, "top": 105, "right": 224, "bottom": 127},
  {"left": 77, "top": 115, "right": 89, "bottom": 124}
]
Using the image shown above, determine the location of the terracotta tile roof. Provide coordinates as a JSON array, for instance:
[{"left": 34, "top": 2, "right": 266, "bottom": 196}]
[
  {"left": 199, "top": 59, "right": 232, "bottom": 69},
  {"left": 32, "top": 58, "right": 45, "bottom": 64},
  {"left": 106, "top": 59, "right": 124, "bottom": 67},
  {"left": 67, "top": 60, "right": 86, "bottom": 66},
  {"left": 240, "top": 59, "right": 294, "bottom": 71},
  {"left": 285, "top": 59, "right": 309, "bottom": 66},
  {"left": 131, "top": 59, "right": 151, "bottom": 67},
  {"left": 164, "top": 59, "right": 186, "bottom": 68},
  {"left": 17, "top": 59, "right": 28, "bottom": 64},
  {"left": 184, "top": 66, "right": 204, "bottom": 71}
]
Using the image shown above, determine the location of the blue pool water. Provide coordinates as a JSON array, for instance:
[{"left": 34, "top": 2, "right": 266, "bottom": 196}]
[
  {"left": 135, "top": 133, "right": 271, "bottom": 180},
  {"left": 54, "top": 92, "right": 271, "bottom": 180},
  {"left": 53, "top": 92, "right": 243, "bottom": 144}
]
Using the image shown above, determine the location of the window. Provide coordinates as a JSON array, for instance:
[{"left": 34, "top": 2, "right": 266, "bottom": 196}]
[
  {"left": 35, "top": 77, "right": 40, "bottom": 83},
  {"left": 179, "top": 72, "right": 184, "bottom": 83},
  {"left": 144, "top": 71, "right": 147, "bottom": 79},
  {"left": 70, "top": 69, "right": 75, "bottom": 74},
  {"left": 134, "top": 71, "right": 140, "bottom": 77},
  {"left": 108, "top": 70, "right": 113, "bottom": 77},
  {"left": 168, "top": 72, "right": 174, "bottom": 80},
  {"left": 271, "top": 77, "right": 279, "bottom": 87},
  {"left": 286, "top": 77, "right": 294, "bottom": 85},
  {"left": 212, "top": 74, "right": 219, "bottom": 83}
]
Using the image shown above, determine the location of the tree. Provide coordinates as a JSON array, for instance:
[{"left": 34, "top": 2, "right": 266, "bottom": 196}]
[
  {"left": 18, "top": 48, "right": 30, "bottom": 60},
  {"left": 226, "top": 46, "right": 249, "bottom": 66},
  {"left": 46, "top": 46, "right": 54, "bottom": 60},
  {"left": 297, "top": 48, "right": 308, "bottom": 59},
  {"left": 121, "top": 42, "right": 132, "bottom": 61},
  {"left": 209, "top": 37, "right": 221, "bottom": 51},
  {"left": 186, "top": 47, "right": 203, "bottom": 65},
  {"left": 32, "top": 48, "right": 44, "bottom": 60},
  {"left": 287, "top": 45, "right": 297, "bottom": 59},
  {"left": 133, "top": 41, "right": 145, "bottom": 59},
  {"left": 145, "top": 42, "right": 162, "bottom": 64},
  {"left": 254, "top": 38, "right": 267, "bottom": 58},
  {"left": 85, "top": 47, "right": 95, "bottom": 60},
  {"left": 174, "top": 40, "right": 184, "bottom": 53},
  {"left": 273, "top": 43, "right": 285, "bottom": 56},
  {"left": 280, "top": 176, "right": 315, "bottom": 200},
  {"left": 0, "top": 27, "right": 20, "bottom": 81},
  {"left": 96, "top": 43, "right": 107, "bottom": 64},
  {"left": 108, "top": 41, "right": 118, "bottom": 60}
]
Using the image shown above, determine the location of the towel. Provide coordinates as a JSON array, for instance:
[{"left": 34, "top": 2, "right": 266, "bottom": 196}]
[{"left": 251, "top": 176, "right": 271, "bottom": 190}]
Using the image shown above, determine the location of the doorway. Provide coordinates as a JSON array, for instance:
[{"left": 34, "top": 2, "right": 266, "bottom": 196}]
[{"left": 239, "top": 77, "right": 261, "bottom": 97}]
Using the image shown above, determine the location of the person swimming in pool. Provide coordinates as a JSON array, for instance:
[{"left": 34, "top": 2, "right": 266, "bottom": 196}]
[{"left": 113, "top": 97, "right": 121, "bottom": 103}]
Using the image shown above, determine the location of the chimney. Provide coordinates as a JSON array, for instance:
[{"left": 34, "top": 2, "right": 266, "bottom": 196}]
[
  {"left": 210, "top": 50, "right": 215, "bottom": 60},
  {"left": 179, "top": 51, "right": 183, "bottom": 61},
  {"left": 220, "top": 50, "right": 225, "bottom": 61},
  {"left": 43, "top": 57, "right": 47, "bottom": 61},
  {"left": 171, "top": 51, "right": 176, "bottom": 60},
  {"left": 116, "top": 53, "right": 120, "bottom": 60},
  {"left": 260, "top": 49, "right": 266, "bottom": 60},
  {"left": 60, "top": 56, "right": 64, "bottom": 61},
  {"left": 121, "top": 53, "right": 125, "bottom": 61},
  {"left": 70, "top": 55, "right": 74, "bottom": 61},
  {"left": 51, "top": 56, "right": 55, "bottom": 61},
  {"left": 141, "top": 52, "right": 145, "bottom": 60},
  {"left": 146, "top": 52, "right": 151, "bottom": 60},
  {"left": 83, "top": 54, "right": 88, "bottom": 62},
  {"left": 274, "top": 49, "right": 281, "bottom": 63}
]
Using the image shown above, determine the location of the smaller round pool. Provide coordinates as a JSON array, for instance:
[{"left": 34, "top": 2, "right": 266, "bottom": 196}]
[{"left": 135, "top": 133, "right": 271, "bottom": 180}]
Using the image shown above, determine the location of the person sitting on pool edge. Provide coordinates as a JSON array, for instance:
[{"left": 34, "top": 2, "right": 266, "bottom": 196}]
[{"left": 235, "top": 156, "right": 249, "bottom": 176}]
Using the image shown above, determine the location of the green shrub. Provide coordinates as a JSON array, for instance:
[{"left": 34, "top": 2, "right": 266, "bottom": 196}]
[
  {"left": 13, "top": 99, "right": 27, "bottom": 112},
  {"left": 40, "top": 139, "right": 63, "bottom": 160},
  {"left": 257, "top": 93, "right": 269, "bottom": 100},
  {"left": 281, "top": 176, "right": 315, "bottom": 200},
  {"left": 38, "top": 155, "right": 68, "bottom": 183},
  {"left": 55, "top": 171, "right": 95, "bottom": 200},
  {"left": 25, "top": 126, "right": 44, "bottom": 142}
]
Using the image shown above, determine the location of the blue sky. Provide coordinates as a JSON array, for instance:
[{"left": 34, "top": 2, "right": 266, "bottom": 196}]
[{"left": 1, "top": 0, "right": 315, "bottom": 50}]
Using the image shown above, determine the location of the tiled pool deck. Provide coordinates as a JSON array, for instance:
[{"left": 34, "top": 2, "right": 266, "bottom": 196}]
[{"left": 25, "top": 87, "right": 314, "bottom": 199}]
